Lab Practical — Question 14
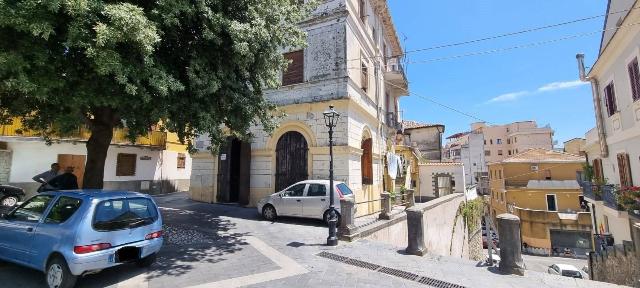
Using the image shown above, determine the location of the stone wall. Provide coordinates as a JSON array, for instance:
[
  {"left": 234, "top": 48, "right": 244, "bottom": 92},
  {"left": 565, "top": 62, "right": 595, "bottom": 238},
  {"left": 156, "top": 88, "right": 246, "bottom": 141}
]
[
  {"left": 589, "top": 222, "right": 640, "bottom": 287},
  {"left": 405, "top": 193, "right": 482, "bottom": 260},
  {"left": 0, "top": 150, "right": 11, "bottom": 184}
]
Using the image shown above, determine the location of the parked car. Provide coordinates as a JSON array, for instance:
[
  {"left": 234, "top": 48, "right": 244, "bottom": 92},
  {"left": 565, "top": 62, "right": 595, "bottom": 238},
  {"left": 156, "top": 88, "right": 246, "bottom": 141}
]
[
  {"left": 485, "top": 252, "right": 500, "bottom": 265},
  {"left": 547, "top": 264, "right": 584, "bottom": 279},
  {"left": 0, "top": 190, "right": 163, "bottom": 288},
  {"left": 0, "top": 184, "right": 25, "bottom": 207},
  {"left": 257, "top": 180, "right": 355, "bottom": 224}
]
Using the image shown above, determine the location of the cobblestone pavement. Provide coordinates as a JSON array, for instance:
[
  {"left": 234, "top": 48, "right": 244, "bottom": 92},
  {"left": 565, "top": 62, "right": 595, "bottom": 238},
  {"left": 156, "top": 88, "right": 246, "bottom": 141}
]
[{"left": 0, "top": 193, "right": 624, "bottom": 287}]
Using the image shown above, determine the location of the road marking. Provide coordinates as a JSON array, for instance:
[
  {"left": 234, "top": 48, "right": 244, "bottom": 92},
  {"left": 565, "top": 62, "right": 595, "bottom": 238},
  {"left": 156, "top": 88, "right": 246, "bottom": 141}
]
[{"left": 187, "top": 236, "right": 308, "bottom": 288}]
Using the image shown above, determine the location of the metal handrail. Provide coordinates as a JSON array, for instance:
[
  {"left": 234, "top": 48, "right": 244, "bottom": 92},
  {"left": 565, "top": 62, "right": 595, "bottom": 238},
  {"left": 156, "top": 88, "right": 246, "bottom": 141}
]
[{"left": 355, "top": 198, "right": 382, "bottom": 205}]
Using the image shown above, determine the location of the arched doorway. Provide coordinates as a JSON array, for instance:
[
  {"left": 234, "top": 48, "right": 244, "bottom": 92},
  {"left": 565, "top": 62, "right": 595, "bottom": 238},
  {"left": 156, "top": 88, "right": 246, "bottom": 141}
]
[
  {"left": 276, "top": 131, "right": 308, "bottom": 191},
  {"left": 217, "top": 137, "right": 251, "bottom": 204}
]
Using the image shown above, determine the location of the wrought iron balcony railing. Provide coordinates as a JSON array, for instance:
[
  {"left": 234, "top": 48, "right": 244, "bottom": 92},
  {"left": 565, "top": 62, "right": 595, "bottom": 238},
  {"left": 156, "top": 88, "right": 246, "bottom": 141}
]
[{"left": 580, "top": 182, "right": 602, "bottom": 201}]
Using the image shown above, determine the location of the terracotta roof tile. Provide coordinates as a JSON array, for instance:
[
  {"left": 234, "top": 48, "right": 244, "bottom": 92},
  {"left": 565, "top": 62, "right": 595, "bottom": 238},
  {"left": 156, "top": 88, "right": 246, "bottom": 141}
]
[
  {"left": 402, "top": 120, "right": 443, "bottom": 130},
  {"left": 500, "top": 148, "right": 585, "bottom": 163}
]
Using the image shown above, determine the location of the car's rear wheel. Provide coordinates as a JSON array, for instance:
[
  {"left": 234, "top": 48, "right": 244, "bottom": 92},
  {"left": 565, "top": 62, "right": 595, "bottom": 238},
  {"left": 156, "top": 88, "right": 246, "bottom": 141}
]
[
  {"left": 262, "top": 205, "right": 277, "bottom": 221},
  {"left": 0, "top": 195, "right": 19, "bottom": 207},
  {"left": 136, "top": 253, "right": 157, "bottom": 268},
  {"left": 46, "top": 256, "right": 76, "bottom": 288}
]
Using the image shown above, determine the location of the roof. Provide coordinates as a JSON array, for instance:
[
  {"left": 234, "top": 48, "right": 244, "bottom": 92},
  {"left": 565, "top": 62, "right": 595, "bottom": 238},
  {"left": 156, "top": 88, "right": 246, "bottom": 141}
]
[
  {"left": 40, "top": 190, "right": 150, "bottom": 200},
  {"left": 446, "top": 131, "right": 470, "bottom": 140},
  {"left": 419, "top": 162, "right": 463, "bottom": 166},
  {"left": 499, "top": 148, "right": 585, "bottom": 164},
  {"left": 563, "top": 137, "right": 586, "bottom": 144},
  {"left": 402, "top": 120, "right": 444, "bottom": 130},
  {"left": 599, "top": 0, "right": 637, "bottom": 55},
  {"left": 371, "top": 0, "right": 403, "bottom": 56},
  {"left": 526, "top": 180, "right": 581, "bottom": 190}
]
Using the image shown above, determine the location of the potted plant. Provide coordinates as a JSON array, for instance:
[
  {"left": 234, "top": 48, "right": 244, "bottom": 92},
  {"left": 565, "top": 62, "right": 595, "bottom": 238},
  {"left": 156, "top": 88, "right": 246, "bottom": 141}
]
[
  {"left": 617, "top": 186, "right": 640, "bottom": 214},
  {"left": 399, "top": 185, "right": 407, "bottom": 205}
]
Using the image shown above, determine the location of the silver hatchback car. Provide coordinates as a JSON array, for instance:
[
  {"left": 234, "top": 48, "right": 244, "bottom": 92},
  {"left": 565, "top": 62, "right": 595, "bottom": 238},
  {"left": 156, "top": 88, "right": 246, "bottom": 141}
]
[
  {"left": 257, "top": 180, "right": 355, "bottom": 224},
  {"left": 0, "top": 190, "right": 163, "bottom": 288}
]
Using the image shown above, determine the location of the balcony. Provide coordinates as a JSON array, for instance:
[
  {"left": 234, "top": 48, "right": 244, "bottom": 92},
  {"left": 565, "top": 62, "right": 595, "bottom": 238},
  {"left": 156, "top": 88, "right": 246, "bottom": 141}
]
[
  {"left": 384, "top": 57, "right": 408, "bottom": 90},
  {"left": 386, "top": 112, "right": 402, "bottom": 131},
  {"left": 601, "top": 185, "right": 624, "bottom": 211},
  {"left": 0, "top": 119, "right": 167, "bottom": 148},
  {"left": 504, "top": 179, "right": 529, "bottom": 188},
  {"left": 581, "top": 182, "right": 602, "bottom": 201},
  {"left": 581, "top": 183, "right": 625, "bottom": 211}
]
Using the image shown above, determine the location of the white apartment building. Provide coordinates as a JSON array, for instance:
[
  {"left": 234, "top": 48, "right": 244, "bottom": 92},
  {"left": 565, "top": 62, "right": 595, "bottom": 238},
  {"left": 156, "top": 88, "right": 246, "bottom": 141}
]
[
  {"left": 578, "top": 0, "right": 640, "bottom": 245},
  {"left": 472, "top": 121, "right": 554, "bottom": 163},
  {"left": 189, "top": 0, "right": 409, "bottom": 212},
  {"left": 443, "top": 121, "right": 554, "bottom": 194}
]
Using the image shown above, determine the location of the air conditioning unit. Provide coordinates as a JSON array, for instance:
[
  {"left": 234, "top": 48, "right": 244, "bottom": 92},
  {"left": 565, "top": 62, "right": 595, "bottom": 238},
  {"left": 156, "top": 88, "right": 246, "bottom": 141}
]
[{"left": 530, "top": 164, "right": 539, "bottom": 171}]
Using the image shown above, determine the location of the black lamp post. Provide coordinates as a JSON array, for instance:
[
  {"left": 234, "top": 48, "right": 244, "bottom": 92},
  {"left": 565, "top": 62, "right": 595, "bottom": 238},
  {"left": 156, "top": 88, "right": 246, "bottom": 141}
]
[{"left": 323, "top": 105, "right": 340, "bottom": 246}]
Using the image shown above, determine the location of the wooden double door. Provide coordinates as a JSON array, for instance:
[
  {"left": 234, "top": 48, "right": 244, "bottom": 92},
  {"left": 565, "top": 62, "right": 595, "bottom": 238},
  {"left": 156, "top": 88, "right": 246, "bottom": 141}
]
[
  {"left": 275, "top": 131, "right": 308, "bottom": 192},
  {"left": 57, "top": 154, "right": 86, "bottom": 188}
]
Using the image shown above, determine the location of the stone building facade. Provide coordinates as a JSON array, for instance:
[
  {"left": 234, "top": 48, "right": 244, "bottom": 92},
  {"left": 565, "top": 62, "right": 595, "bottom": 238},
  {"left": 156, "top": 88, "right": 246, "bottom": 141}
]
[
  {"left": 401, "top": 120, "right": 445, "bottom": 162},
  {"left": 189, "top": 0, "right": 409, "bottom": 213}
]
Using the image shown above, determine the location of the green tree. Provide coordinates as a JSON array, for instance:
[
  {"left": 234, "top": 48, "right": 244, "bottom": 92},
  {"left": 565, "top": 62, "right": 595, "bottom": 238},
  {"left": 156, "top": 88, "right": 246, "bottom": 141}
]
[{"left": 0, "top": 0, "right": 313, "bottom": 188}]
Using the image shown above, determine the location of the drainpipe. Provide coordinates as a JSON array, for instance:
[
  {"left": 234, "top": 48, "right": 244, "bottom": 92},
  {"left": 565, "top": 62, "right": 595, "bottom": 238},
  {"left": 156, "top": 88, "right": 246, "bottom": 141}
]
[{"left": 577, "top": 54, "right": 609, "bottom": 158}]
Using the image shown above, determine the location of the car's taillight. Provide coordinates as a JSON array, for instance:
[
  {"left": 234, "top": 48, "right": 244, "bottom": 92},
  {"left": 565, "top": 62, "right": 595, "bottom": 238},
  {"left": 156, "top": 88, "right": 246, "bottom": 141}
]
[
  {"left": 336, "top": 188, "right": 344, "bottom": 199},
  {"left": 145, "top": 230, "right": 163, "bottom": 240},
  {"left": 74, "top": 243, "right": 112, "bottom": 254}
]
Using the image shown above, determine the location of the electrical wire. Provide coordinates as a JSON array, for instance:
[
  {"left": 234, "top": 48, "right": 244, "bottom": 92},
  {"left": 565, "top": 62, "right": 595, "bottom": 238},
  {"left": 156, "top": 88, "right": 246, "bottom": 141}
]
[{"left": 346, "top": 6, "right": 640, "bottom": 63}]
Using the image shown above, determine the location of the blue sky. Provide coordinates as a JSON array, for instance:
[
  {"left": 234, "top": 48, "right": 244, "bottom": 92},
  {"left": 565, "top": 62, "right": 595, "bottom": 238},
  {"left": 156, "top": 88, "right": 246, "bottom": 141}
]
[{"left": 388, "top": 1, "right": 608, "bottom": 146}]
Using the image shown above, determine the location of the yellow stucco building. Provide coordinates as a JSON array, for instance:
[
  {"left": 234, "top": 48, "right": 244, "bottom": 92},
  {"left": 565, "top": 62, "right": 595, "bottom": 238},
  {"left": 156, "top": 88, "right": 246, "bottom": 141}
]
[{"left": 489, "top": 148, "right": 593, "bottom": 254}]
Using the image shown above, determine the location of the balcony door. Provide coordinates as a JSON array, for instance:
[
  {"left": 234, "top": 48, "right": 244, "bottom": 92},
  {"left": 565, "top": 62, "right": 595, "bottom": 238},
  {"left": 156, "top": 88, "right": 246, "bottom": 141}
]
[{"left": 57, "top": 154, "right": 86, "bottom": 188}]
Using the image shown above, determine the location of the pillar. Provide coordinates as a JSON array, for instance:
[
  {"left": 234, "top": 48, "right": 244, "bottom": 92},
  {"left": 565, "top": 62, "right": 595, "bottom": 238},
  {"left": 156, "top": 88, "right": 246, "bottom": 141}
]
[
  {"left": 497, "top": 213, "right": 525, "bottom": 276},
  {"left": 406, "top": 189, "right": 415, "bottom": 207},
  {"left": 338, "top": 197, "right": 358, "bottom": 240},
  {"left": 379, "top": 192, "right": 392, "bottom": 220},
  {"left": 406, "top": 206, "right": 426, "bottom": 256}
]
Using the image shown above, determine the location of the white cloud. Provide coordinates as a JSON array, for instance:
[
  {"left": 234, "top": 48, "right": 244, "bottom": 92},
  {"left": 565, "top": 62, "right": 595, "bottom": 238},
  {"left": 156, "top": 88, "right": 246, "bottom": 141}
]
[
  {"left": 537, "top": 80, "right": 587, "bottom": 92},
  {"left": 488, "top": 91, "right": 529, "bottom": 103},
  {"left": 487, "top": 80, "right": 588, "bottom": 104}
]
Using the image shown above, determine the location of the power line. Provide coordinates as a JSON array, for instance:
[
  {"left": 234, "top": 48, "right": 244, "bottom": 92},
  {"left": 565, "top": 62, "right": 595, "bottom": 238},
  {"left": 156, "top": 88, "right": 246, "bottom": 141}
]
[
  {"left": 407, "top": 23, "right": 639, "bottom": 64},
  {"left": 342, "top": 20, "right": 640, "bottom": 67},
  {"left": 346, "top": 6, "right": 639, "bottom": 63},
  {"left": 340, "top": 20, "right": 640, "bottom": 136}
]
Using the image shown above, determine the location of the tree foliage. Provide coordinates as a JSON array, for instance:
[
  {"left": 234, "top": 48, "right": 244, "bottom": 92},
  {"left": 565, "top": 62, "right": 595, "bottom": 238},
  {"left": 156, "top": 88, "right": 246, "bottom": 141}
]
[{"left": 0, "top": 0, "right": 314, "bottom": 187}]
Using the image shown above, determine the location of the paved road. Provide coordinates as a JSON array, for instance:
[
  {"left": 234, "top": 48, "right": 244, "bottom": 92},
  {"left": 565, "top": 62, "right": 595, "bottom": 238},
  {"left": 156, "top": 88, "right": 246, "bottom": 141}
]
[
  {"left": 0, "top": 193, "right": 621, "bottom": 287},
  {"left": 522, "top": 253, "right": 588, "bottom": 277}
]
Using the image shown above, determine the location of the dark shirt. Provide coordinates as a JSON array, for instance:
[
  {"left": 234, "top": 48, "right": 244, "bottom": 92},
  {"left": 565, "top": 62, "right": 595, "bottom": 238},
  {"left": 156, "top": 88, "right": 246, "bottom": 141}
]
[{"left": 48, "top": 173, "right": 79, "bottom": 190}]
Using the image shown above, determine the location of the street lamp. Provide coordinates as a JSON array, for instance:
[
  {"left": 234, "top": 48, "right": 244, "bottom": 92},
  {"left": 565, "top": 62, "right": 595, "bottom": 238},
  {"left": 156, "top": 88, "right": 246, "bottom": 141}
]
[{"left": 323, "top": 105, "right": 340, "bottom": 246}]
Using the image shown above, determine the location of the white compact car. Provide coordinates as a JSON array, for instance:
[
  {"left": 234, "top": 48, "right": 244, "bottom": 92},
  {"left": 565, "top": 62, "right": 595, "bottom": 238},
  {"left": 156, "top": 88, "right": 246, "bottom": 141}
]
[
  {"left": 257, "top": 180, "right": 355, "bottom": 224},
  {"left": 547, "top": 264, "right": 584, "bottom": 279}
]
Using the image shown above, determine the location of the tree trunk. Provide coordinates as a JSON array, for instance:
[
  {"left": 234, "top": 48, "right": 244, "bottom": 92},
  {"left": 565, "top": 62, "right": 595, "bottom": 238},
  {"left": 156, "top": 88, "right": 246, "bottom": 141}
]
[{"left": 83, "top": 109, "right": 116, "bottom": 189}]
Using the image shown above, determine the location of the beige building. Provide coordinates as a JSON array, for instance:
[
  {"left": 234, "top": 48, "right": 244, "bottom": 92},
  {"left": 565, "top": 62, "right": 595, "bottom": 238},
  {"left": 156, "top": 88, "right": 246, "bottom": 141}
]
[
  {"left": 472, "top": 121, "right": 554, "bottom": 163},
  {"left": 401, "top": 120, "right": 445, "bottom": 161},
  {"left": 489, "top": 148, "right": 591, "bottom": 253},
  {"left": 577, "top": 0, "right": 640, "bottom": 246},
  {"left": 563, "top": 138, "right": 586, "bottom": 156},
  {"left": 189, "top": 0, "right": 408, "bottom": 216}
]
